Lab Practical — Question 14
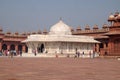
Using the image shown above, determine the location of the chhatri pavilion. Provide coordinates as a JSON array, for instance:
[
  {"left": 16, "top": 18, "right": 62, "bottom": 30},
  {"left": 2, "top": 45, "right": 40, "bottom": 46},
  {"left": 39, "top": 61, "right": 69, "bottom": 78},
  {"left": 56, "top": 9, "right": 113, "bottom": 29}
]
[{"left": 23, "top": 20, "right": 99, "bottom": 56}]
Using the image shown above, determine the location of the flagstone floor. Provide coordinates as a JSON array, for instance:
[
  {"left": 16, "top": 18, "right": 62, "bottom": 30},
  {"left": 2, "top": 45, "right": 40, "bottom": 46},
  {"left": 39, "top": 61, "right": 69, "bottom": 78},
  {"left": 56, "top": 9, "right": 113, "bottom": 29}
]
[{"left": 0, "top": 57, "right": 120, "bottom": 80}]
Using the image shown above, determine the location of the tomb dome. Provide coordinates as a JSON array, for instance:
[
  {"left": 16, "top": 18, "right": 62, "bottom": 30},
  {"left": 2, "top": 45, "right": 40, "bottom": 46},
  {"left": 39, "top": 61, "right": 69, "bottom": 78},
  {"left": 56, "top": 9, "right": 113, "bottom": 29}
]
[{"left": 49, "top": 20, "right": 72, "bottom": 35}]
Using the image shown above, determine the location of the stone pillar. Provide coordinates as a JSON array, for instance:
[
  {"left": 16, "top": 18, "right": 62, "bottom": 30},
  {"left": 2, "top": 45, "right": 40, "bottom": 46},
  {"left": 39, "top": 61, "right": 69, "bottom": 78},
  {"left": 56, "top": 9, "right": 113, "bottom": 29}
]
[
  {"left": 104, "top": 43, "right": 106, "bottom": 49},
  {"left": 28, "top": 48, "right": 32, "bottom": 53},
  {"left": 93, "top": 44, "right": 95, "bottom": 52},
  {"left": 96, "top": 44, "right": 99, "bottom": 53},
  {"left": 15, "top": 45, "right": 18, "bottom": 51},
  {"left": 34, "top": 43, "right": 38, "bottom": 53},
  {"left": 108, "top": 39, "right": 113, "bottom": 55},
  {"left": 7, "top": 44, "right": 10, "bottom": 50},
  {"left": 108, "top": 41, "right": 111, "bottom": 55},
  {"left": 15, "top": 45, "right": 18, "bottom": 55},
  {"left": 66, "top": 43, "right": 69, "bottom": 53},
  {"left": 111, "top": 41, "right": 114, "bottom": 53},
  {"left": 22, "top": 45, "right": 26, "bottom": 53}
]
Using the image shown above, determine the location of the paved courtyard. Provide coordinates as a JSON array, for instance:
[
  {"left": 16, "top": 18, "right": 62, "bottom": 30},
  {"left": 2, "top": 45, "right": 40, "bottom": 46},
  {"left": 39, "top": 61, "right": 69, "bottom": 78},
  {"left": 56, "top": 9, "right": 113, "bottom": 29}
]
[{"left": 0, "top": 57, "right": 120, "bottom": 80}]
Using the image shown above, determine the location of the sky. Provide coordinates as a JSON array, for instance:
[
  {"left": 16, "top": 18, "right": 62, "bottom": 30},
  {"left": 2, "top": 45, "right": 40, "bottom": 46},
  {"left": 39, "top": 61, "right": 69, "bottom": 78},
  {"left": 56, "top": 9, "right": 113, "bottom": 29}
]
[{"left": 0, "top": 0, "right": 120, "bottom": 33}]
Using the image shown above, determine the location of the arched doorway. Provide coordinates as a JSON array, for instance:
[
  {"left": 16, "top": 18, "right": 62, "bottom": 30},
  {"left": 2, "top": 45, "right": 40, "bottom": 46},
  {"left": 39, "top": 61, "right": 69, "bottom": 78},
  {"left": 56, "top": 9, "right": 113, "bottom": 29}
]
[
  {"left": 10, "top": 44, "right": 15, "bottom": 50},
  {"left": 37, "top": 44, "right": 44, "bottom": 53},
  {"left": 40, "top": 44, "right": 44, "bottom": 53},
  {"left": 18, "top": 45, "right": 22, "bottom": 51},
  {"left": 2, "top": 44, "right": 7, "bottom": 51},
  {"left": 25, "top": 45, "right": 28, "bottom": 53}
]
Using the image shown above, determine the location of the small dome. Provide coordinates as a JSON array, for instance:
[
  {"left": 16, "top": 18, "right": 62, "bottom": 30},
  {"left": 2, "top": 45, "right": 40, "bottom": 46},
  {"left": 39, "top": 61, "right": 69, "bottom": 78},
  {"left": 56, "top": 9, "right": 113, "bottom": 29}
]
[
  {"left": 76, "top": 26, "right": 81, "bottom": 31},
  {"left": 85, "top": 24, "right": 90, "bottom": 30},
  {"left": 21, "top": 32, "right": 26, "bottom": 35},
  {"left": 116, "top": 14, "right": 120, "bottom": 20},
  {"left": 32, "top": 32, "right": 36, "bottom": 34},
  {"left": 15, "top": 32, "right": 19, "bottom": 35},
  {"left": 108, "top": 14, "right": 115, "bottom": 21},
  {"left": 37, "top": 30, "right": 42, "bottom": 34},
  {"left": 43, "top": 28, "right": 48, "bottom": 34},
  {"left": 27, "top": 32, "right": 31, "bottom": 35},
  {"left": 102, "top": 24, "right": 108, "bottom": 29},
  {"left": 6, "top": 31, "right": 11, "bottom": 35},
  {"left": 77, "top": 26, "right": 81, "bottom": 30},
  {"left": 49, "top": 20, "right": 71, "bottom": 35},
  {"left": 93, "top": 25, "right": 99, "bottom": 30}
]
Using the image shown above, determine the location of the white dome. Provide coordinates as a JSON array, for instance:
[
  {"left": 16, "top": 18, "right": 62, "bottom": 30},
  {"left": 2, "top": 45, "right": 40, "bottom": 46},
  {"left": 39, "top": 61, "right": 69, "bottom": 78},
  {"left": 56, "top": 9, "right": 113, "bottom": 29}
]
[
  {"left": 109, "top": 15, "right": 114, "bottom": 18},
  {"left": 49, "top": 20, "right": 72, "bottom": 35}
]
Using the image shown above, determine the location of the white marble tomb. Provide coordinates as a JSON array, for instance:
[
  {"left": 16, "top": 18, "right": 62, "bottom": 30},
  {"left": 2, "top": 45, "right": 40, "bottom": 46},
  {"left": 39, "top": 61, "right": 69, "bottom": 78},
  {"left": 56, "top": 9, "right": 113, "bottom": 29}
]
[{"left": 23, "top": 20, "right": 99, "bottom": 56}]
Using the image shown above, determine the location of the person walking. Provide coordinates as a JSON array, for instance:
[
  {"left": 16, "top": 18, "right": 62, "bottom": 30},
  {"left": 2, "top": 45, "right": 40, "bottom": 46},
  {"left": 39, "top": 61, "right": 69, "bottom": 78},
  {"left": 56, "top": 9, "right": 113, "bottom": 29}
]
[
  {"left": 74, "top": 51, "right": 77, "bottom": 58},
  {"left": 19, "top": 50, "right": 22, "bottom": 56},
  {"left": 7, "top": 50, "right": 10, "bottom": 56},
  {"left": 77, "top": 51, "right": 80, "bottom": 58},
  {"left": 82, "top": 51, "right": 84, "bottom": 58}
]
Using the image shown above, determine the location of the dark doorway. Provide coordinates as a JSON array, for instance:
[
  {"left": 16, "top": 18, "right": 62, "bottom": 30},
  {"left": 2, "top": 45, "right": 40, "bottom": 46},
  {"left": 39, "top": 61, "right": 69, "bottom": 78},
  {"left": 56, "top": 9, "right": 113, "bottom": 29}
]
[
  {"left": 37, "top": 44, "right": 45, "bottom": 53},
  {"left": 10, "top": 44, "right": 15, "bottom": 50},
  {"left": 18, "top": 45, "right": 22, "bottom": 51},
  {"left": 2, "top": 44, "right": 7, "bottom": 50},
  {"left": 25, "top": 45, "right": 28, "bottom": 53},
  {"left": 40, "top": 44, "right": 44, "bottom": 53}
]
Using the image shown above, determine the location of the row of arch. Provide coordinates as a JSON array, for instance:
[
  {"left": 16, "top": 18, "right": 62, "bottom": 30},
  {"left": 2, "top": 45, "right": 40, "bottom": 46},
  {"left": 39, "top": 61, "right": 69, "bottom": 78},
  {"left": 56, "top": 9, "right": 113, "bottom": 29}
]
[{"left": 2, "top": 44, "right": 28, "bottom": 52}]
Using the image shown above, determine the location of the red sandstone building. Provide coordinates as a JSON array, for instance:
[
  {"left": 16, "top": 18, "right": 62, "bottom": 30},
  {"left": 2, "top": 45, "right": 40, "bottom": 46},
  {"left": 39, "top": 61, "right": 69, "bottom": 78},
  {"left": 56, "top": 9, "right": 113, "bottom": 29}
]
[
  {"left": 73, "top": 11, "right": 120, "bottom": 56},
  {"left": 0, "top": 29, "right": 46, "bottom": 54},
  {"left": 0, "top": 12, "right": 120, "bottom": 56},
  {"left": 0, "top": 31, "right": 28, "bottom": 54}
]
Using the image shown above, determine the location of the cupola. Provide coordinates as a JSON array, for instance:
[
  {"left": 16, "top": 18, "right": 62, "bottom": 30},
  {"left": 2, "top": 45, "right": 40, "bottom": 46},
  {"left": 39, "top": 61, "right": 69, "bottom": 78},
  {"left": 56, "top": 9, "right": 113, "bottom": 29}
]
[
  {"left": 116, "top": 13, "right": 120, "bottom": 20},
  {"left": 15, "top": 32, "right": 19, "bottom": 35},
  {"left": 93, "top": 25, "right": 99, "bottom": 30},
  {"left": 108, "top": 13, "right": 115, "bottom": 21},
  {"left": 76, "top": 26, "right": 82, "bottom": 32},
  {"left": 32, "top": 32, "right": 36, "bottom": 35},
  {"left": 85, "top": 24, "right": 90, "bottom": 30},
  {"left": 37, "top": 30, "right": 42, "bottom": 34},
  {"left": 43, "top": 28, "right": 48, "bottom": 34},
  {"left": 102, "top": 24, "right": 108, "bottom": 29},
  {"left": 6, "top": 31, "right": 11, "bottom": 35}
]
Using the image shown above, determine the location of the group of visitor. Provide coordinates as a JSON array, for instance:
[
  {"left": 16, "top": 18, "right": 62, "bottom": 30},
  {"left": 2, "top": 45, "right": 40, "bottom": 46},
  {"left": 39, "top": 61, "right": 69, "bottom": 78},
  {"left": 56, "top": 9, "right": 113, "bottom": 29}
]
[
  {"left": 74, "top": 51, "right": 85, "bottom": 58},
  {"left": 0, "top": 50, "right": 22, "bottom": 58},
  {"left": 74, "top": 51, "right": 96, "bottom": 58}
]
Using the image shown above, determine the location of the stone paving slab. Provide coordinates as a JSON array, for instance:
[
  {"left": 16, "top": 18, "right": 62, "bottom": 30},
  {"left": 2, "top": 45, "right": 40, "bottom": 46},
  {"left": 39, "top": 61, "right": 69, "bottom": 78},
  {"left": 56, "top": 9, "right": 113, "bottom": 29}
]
[{"left": 0, "top": 57, "right": 120, "bottom": 80}]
